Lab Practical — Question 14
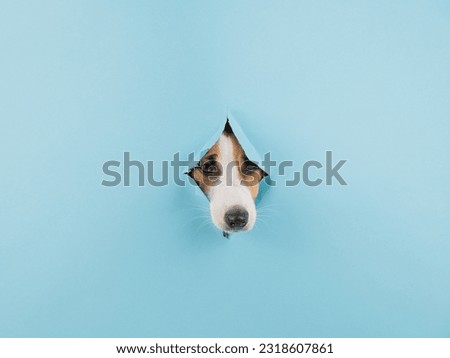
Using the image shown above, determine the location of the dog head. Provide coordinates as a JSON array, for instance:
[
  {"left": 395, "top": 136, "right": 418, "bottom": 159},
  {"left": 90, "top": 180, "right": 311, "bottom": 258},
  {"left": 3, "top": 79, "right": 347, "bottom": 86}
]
[{"left": 188, "top": 120, "right": 268, "bottom": 235}]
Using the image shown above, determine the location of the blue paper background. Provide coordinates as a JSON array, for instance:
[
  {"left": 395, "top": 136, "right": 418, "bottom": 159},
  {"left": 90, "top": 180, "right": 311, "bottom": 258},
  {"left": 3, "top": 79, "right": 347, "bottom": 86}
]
[{"left": 1, "top": 1, "right": 449, "bottom": 337}]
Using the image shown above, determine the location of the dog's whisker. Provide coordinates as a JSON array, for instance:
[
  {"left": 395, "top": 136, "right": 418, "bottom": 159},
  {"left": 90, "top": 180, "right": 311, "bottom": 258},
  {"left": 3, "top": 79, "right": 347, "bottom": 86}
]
[
  {"left": 255, "top": 217, "right": 270, "bottom": 232},
  {"left": 257, "top": 206, "right": 278, "bottom": 213}
]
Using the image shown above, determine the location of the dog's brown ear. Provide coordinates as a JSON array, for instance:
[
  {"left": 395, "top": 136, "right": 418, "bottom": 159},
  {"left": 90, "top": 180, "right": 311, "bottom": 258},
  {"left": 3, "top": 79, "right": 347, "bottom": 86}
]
[
  {"left": 185, "top": 168, "right": 199, "bottom": 186},
  {"left": 253, "top": 163, "right": 268, "bottom": 183},
  {"left": 260, "top": 168, "right": 269, "bottom": 179},
  {"left": 256, "top": 166, "right": 269, "bottom": 183}
]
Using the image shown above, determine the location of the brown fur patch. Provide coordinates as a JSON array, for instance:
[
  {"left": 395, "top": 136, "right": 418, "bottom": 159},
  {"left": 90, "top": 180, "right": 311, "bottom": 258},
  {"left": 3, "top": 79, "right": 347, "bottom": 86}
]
[{"left": 189, "top": 125, "right": 267, "bottom": 200}]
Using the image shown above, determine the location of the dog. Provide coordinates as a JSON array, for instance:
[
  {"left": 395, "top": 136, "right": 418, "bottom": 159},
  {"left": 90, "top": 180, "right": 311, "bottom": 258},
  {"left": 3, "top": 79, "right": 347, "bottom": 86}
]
[{"left": 187, "top": 119, "right": 268, "bottom": 237}]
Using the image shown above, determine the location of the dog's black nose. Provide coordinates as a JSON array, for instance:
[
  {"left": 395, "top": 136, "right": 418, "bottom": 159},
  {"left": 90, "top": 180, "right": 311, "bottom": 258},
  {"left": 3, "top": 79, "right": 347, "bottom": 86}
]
[{"left": 224, "top": 208, "right": 249, "bottom": 230}]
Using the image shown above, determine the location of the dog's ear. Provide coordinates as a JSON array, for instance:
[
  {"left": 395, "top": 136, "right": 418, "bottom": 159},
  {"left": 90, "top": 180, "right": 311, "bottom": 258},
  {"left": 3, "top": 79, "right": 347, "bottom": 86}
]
[
  {"left": 254, "top": 163, "right": 269, "bottom": 183},
  {"left": 260, "top": 168, "right": 269, "bottom": 179},
  {"left": 242, "top": 157, "right": 268, "bottom": 185},
  {"left": 185, "top": 168, "right": 199, "bottom": 186},
  {"left": 185, "top": 167, "right": 194, "bottom": 178}
]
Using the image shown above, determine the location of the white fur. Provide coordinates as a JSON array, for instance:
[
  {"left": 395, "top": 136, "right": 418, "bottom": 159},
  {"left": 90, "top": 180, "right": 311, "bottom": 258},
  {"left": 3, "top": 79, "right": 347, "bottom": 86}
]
[{"left": 208, "top": 134, "right": 256, "bottom": 232}]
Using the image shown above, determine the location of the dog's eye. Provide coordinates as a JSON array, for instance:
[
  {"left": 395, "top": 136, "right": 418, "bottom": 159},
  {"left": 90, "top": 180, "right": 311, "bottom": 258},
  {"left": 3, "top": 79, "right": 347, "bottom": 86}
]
[
  {"left": 201, "top": 161, "right": 219, "bottom": 175},
  {"left": 242, "top": 161, "right": 258, "bottom": 175}
]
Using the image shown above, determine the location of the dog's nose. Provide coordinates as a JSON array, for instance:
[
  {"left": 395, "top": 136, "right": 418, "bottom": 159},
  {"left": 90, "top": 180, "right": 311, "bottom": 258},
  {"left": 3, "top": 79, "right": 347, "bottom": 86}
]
[{"left": 224, "top": 208, "right": 249, "bottom": 230}]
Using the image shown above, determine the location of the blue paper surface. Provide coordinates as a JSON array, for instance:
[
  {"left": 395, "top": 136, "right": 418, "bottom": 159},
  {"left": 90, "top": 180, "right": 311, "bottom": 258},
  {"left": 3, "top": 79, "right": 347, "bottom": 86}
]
[{"left": 0, "top": 0, "right": 449, "bottom": 338}]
